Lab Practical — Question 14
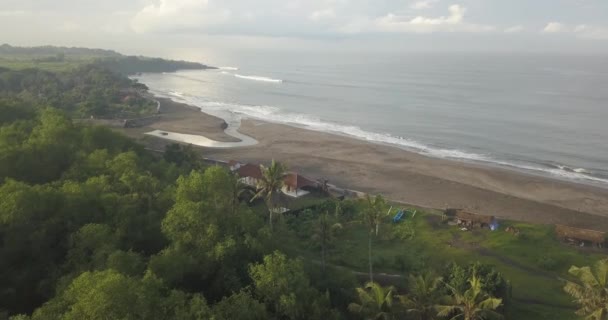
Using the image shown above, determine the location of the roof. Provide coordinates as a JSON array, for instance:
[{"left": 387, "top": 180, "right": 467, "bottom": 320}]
[
  {"left": 284, "top": 173, "right": 316, "bottom": 189},
  {"left": 555, "top": 225, "right": 606, "bottom": 243},
  {"left": 446, "top": 209, "right": 495, "bottom": 224},
  {"left": 236, "top": 163, "right": 262, "bottom": 180}
]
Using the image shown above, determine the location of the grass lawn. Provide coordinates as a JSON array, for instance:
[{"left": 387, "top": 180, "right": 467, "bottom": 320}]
[{"left": 273, "top": 204, "right": 604, "bottom": 320}]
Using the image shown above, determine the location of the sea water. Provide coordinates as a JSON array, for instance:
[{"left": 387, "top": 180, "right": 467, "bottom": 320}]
[{"left": 134, "top": 51, "right": 608, "bottom": 186}]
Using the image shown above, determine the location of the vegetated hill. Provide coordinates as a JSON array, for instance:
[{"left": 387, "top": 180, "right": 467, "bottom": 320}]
[
  {"left": 0, "top": 43, "right": 121, "bottom": 59},
  {"left": 93, "top": 56, "right": 215, "bottom": 75},
  {"left": 0, "top": 44, "right": 215, "bottom": 74}
]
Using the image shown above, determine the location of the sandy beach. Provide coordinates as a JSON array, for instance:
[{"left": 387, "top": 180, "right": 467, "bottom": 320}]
[{"left": 126, "top": 98, "right": 608, "bottom": 231}]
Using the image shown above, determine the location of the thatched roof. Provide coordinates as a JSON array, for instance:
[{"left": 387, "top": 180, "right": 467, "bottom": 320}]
[
  {"left": 445, "top": 209, "right": 495, "bottom": 224},
  {"left": 555, "top": 225, "right": 606, "bottom": 243}
]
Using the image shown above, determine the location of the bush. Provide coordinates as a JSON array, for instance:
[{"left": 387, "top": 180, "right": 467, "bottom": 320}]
[{"left": 391, "top": 222, "right": 416, "bottom": 240}]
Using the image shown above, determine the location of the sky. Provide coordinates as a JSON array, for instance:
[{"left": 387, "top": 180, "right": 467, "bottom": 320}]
[{"left": 1, "top": 0, "right": 607, "bottom": 61}]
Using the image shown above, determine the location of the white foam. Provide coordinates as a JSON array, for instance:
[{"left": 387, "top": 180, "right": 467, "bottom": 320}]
[
  {"left": 234, "top": 74, "right": 283, "bottom": 83},
  {"left": 219, "top": 66, "right": 239, "bottom": 70},
  {"left": 169, "top": 91, "right": 185, "bottom": 97}
]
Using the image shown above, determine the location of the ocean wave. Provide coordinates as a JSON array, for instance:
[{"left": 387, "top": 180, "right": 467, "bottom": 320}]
[
  {"left": 219, "top": 66, "right": 239, "bottom": 70},
  {"left": 234, "top": 74, "right": 283, "bottom": 83}
]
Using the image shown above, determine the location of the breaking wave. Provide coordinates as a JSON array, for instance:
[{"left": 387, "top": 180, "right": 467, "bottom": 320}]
[
  {"left": 234, "top": 74, "right": 283, "bottom": 83},
  {"left": 219, "top": 66, "right": 239, "bottom": 70}
]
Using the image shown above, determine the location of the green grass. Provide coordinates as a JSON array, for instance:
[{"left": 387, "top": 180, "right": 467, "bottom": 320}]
[{"left": 274, "top": 206, "right": 601, "bottom": 320}]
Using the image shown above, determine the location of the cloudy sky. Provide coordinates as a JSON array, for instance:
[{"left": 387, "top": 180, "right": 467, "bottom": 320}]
[{"left": 1, "top": 0, "right": 607, "bottom": 60}]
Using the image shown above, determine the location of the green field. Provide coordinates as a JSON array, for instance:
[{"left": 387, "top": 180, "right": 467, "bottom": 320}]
[{"left": 269, "top": 196, "right": 603, "bottom": 320}]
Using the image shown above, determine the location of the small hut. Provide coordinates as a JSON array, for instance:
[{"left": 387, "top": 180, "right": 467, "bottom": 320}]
[
  {"left": 282, "top": 173, "right": 316, "bottom": 197},
  {"left": 555, "top": 225, "right": 606, "bottom": 248},
  {"left": 445, "top": 209, "right": 496, "bottom": 229}
]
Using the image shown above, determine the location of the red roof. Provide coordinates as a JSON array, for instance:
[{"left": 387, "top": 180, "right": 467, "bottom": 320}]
[
  {"left": 284, "top": 173, "right": 316, "bottom": 189},
  {"left": 236, "top": 163, "right": 262, "bottom": 180}
]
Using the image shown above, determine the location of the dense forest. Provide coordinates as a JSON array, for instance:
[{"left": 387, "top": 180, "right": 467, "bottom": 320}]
[
  {"left": 0, "top": 52, "right": 605, "bottom": 320},
  {"left": 0, "top": 65, "right": 154, "bottom": 118},
  {"left": 0, "top": 44, "right": 214, "bottom": 74}
]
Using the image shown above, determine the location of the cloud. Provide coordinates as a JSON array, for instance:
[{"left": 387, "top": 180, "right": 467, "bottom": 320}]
[
  {"left": 573, "top": 24, "right": 608, "bottom": 39},
  {"left": 410, "top": 0, "right": 439, "bottom": 10},
  {"left": 310, "top": 8, "right": 336, "bottom": 21},
  {"left": 57, "top": 21, "right": 80, "bottom": 32},
  {"left": 409, "top": 4, "right": 464, "bottom": 25},
  {"left": 131, "top": 0, "right": 230, "bottom": 33},
  {"left": 543, "top": 22, "right": 565, "bottom": 33},
  {"left": 504, "top": 25, "right": 524, "bottom": 33},
  {"left": 0, "top": 10, "right": 28, "bottom": 17},
  {"left": 540, "top": 22, "right": 608, "bottom": 40},
  {"left": 372, "top": 4, "right": 494, "bottom": 33}
]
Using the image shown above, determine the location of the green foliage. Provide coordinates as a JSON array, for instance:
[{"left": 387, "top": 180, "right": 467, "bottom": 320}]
[
  {"left": 443, "top": 262, "right": 511, "bottom": 305},
  {"left": 348, "top": 282, "right": 397, "bottom": 320},
  {"left": 0, "top": 65, "right": 155, "bottom": 118},
  {"left": 437, "top": 273, "right": 504, "bottom": 320},
  {"left": 563, "top": 259, "right": 608, "bottom": 319},
  {"left": 212, "top": 290, "right": 268, "bottom": 320},
  {"left": 252, "top": 160, "right": 288, "bottom": 231},
  {"left": 391, "top": 221, "right": 416, "bottom": 240},
  {"left": 29, "top": 270, "right": 211, "bottom": 320},
  {"left": 93, "top": 56, "right": 213, "bottom": 75},
  {"left": 249, "top": 251, "right": 339, "bottom": 320}
]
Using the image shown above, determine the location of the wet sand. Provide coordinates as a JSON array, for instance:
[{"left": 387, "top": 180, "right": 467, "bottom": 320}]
[{"left": 127, "top": 98, "right": 608, "bottom": 230}]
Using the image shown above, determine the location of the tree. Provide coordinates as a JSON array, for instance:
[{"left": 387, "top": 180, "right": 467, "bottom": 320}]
[
  {"left": 399, "top": 273, "right": 443, "bottom": 320},
  {"left": 564, "top": 259, "right": 608, "bottom": 320},
  {"left": 249, "top": 251, "right": 338, "bottom": 320},
  {"left": 348, "top": 282, "right": 396, "bottom": 320},
  {"left": 212, "top": 290, "right": 268, "bottom": 320},
  {"left": 251, "top": 160, "right": 287, "bottom": 232},
  {"left": 436, "top": 273, "right": 503, "bottom": 320},
  {"left": 361, "top": 194, "right": 388, "bottom": 282},
  {"left": 311, "top": 211, "right": 342, "bottom": 271}
]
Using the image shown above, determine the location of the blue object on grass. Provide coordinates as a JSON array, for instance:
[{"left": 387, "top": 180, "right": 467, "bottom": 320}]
[{"left": 393, "top": 210, "right": 405, "bottom": 223}]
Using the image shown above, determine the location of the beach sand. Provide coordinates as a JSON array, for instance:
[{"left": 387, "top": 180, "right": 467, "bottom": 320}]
[{"left": 127, "top": 98, "right": 608, "bottom": 230}]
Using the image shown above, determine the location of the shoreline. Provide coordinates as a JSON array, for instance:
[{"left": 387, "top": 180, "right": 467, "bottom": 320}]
[{"left": 124, "top": 96, "right": 608, "bottom": 230}]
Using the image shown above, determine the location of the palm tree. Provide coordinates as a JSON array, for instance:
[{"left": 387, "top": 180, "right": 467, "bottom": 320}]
[
  {"left": 348, "top": 282, "right": 396, "bottom": 320},
  {"left": 362, "top": 194, "right": 388, "bottom": 282},
  {"left": 311, "top": 211, "right": 342, "bottom": 271},
  {"left": 564, "top": 259, "right": 608, "bottom": 320},
  {"left": 399, "top": 273, "right": 443, "bottom": 320},
  {"left": 436, "top": 273, "right": 503, "bottom": 320},
  {"left": 229, "top": 173, "right": 253, "bottom": 215},
  {"left": 251, "top": 160, "right": 287, "bottom": 231}
]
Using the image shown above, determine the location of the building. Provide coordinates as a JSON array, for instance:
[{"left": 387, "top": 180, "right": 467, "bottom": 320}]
[
  {"left": 445, "top": 209, "right": 497, "bottom": 229},
  {"left": 282, "top": 173, "right": 316, "bottom": 198},
  {"left": 228, "top": 160, "right": 243, "bottom": 171},
  {"left": 236, "top": 163, "right": 263, "bottom": 187},
  {"left": 555, "top": 225, "right": 606, "bottom": 248},
  {"left": 233, "top": 161, "right": 317, "bottom": 198}
]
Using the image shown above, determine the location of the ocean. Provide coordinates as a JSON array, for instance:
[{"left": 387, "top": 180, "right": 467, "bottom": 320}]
[{"left": 133, "top": 51, "right": 608, "bottom": 186}]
